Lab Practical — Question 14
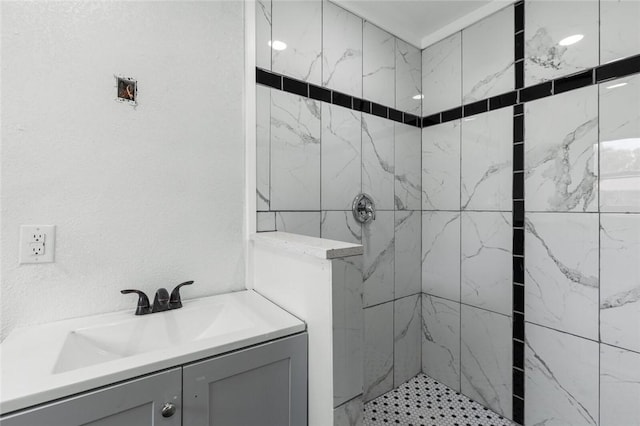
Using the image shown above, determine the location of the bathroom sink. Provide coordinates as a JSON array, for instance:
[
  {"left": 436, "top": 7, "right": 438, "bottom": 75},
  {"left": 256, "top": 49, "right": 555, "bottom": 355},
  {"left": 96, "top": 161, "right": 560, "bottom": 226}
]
[{"left": 53, "top": 299, "right": 252, "bottom": 373}]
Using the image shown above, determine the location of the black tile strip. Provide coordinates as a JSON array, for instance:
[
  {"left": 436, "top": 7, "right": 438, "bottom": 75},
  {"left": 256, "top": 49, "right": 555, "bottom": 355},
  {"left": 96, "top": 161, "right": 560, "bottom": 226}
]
[
  {"left": 515, "top": 2, "right": 524, "bottom": 33},
  {"left": 554, "top": 69, "right": 594, "bottom": 94},
  {"left": 513, "top": 255, "right": 524, "bottom": 283},
  {"left": 596, "top": 54, "right": 640, "bottom": 82},
  {"left": 514, "top": 103, "right": 524, "bottom": 115},
  {"left": 441, "top": 106, "right": 463, "bottom": 122},
  {"left": 513, "top": 396, "right": 524, "bottom": 425},
  {"left": 403, "top": 112, "right": 420, "bottom": 127},
  {"left": 389, "top": 108, "right": 404, "bottom": 123},
  {"left": 515, "top": 32, "right": 524, "bottom": 61},
  {"left": 513, "top": 200, "right": 524, "bottom": 228},
  {"left": 513, "top": 171, "right": 524, "bottom": 199},
  {"left": 282, "top": 76, "right": 308, "bottom": 97},
  {"left": 514, "top": 143, "right": 524, "bottom": 171},
  {"left": 422, "top": 113, "right": 441, "bottom": 128},
  {"left": 332, "top": 91, "right": 352, "bottom": 109},
  {"left": 463, "top": 99, "right": 489, "bottom": 117},
  {"left": 513, "top": 312, "right": 525, "bottom": 340},
  {"left": 513, "top": 368, "right": 524, "bottom": 398},
  {"left": 513, "top": 339, "right": 524, "bottom": 369},
  {"left": 515, "top": 61, "right": 524, "bottom": 89},
  {"left": 309, "top": 84, "right": 331, "bottom": 103},
  {"left": 256, "top": 68, "right": 282, "bottom": 90},
  {"left": 489, "top": 92, "right": 518, "bottom": 110},
  {"left": 514, "top": 115, "right": 524, "bottom": 143},
  {"left": 353, "top": 98, "right": 371, "bottom": 114},
  {"left": 519, "top": 81, "right": 552, "bottom": 102},
  {"left": 371, "top": 102, "right": 388, "bottom": 119},
  {"left": 514, "top": 284, "right": 524, "bottom": 312},
  {"left": 513, "top": 228, "right": 524, "bottom": 256}
]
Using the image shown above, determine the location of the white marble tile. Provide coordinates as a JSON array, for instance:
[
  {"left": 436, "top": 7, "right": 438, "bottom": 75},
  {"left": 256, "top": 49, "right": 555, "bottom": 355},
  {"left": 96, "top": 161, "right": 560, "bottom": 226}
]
[
  {"left": 525, "top": 212, "right": 599, "bottom": 340},
  {"left": 275, "top": 211, "right": 321, "bottom": 237},
  {"left": 256, "top": 85, "right": 271, "bottom": 210},
  {"left": 362, "top": 114, "right": 394, "bottom": 210},
  {"left": 271, "top": 0, "right": 322, "bottom": 84},
  {"left": 363, "top": 22, "right": 395, "bottom": 107},
  {"left": 394, "top": 294, "right": 421, "bottom": 387},
  {"left": 462, "top": 6, "right": 514, "bottom": 103},
  {"left": 257, "top": 211, "right": 275, "bottom": 232},
  {"left": 461, "top": 305, "right": 511, "bottom": 417},
  {"left": 256, "top": 0, "right": 271, "bottom": 70},
  {"left": 333, "top": 256, "right": 364, "bottom": 407},
  {"left": 461, "top": 108, "right": 512, "bottom": 211},
  {"left": 322, "top": 103, "right": 362, "bottom": 211},
  {"left": 323, "top": 1, "right": 362, "bottom": 97},
  {"left": 461, "top": 212, "right": 512, "bottom": 316},
  {"left": 422, "top": 33, "right": 462, "bottom": 117},
  {"left": 364, "top": 302, "right": 394, "bottom": 402},
  {"left": 394, "top": 211, "right": 421, "bottom": 299},
  {"left": 422, "top": 120, "right": 461, "bottom": 210},
  {"left": 600, "top": 344, "right": 640, "bottom": 426},
  {"left": 525, "top": 323, "right": 599, "bottom": 426},
  {"left": 601, "top": 0, "right": 640, "bottom": 64},
  {"left": 421, "top": 295, "right": 461, "bottom": 391},
  {"left": 395, "top": 39, "right": 421, "bottom": 115},
  {"left": 363, "top": 211, "right": 394, "bottom": 307},
  {"left": 600, "top": 213, "right": 640, "bottom": 353},
  {"left": 334, "top": 396, "right": 364, "bottom": 426},
  {"left": 525, "top": 85, "right": 598, "bottom": 212},
  {"left": 394, "top": 123, "right": 421, "bottom": 211},
  {"left": 600, "top": 74, "right": 640, "bottom": 213},
  {"left": 270, "top": 90, "right": 321, "bottom": 210},
  {"left": 525, "top": 0, "right": 599, "bottom": 85},
  {"left": 321, "top": 210, "right": 362, "bottom": 245},
  {"left": 422, "top": 211, "right": 460, "bottom": 302}
]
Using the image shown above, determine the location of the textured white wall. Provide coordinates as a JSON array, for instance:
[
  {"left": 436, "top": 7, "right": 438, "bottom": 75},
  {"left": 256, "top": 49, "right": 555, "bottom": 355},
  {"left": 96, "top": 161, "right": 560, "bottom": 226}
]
[{"left": 0, "top": 1, "right": 246, "bottom": 341}]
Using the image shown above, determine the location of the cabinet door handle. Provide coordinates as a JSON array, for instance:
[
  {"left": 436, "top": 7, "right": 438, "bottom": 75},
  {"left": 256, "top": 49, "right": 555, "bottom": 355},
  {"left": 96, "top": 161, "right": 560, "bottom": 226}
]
[{"left": 161, "top": 402, "right": 177, "bottom": 418}]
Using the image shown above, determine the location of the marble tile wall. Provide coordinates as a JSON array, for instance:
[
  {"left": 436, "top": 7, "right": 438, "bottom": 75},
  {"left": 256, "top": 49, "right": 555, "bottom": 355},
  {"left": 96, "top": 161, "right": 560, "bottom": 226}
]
[{"left": 256, "top": 0, "right": 423, "bottom": 408}]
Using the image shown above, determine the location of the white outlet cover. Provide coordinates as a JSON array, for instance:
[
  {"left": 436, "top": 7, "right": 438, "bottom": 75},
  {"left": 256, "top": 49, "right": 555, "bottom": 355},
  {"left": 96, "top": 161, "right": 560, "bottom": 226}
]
[{"left": 19, "top": 225, "right": 56, "bottom": 264}]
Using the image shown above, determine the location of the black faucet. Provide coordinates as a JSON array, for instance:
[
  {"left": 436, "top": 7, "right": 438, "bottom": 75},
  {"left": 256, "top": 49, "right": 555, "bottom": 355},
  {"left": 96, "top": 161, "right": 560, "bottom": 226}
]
[{"left": 121, "top": 281, "right": 194, "bottom": 315}]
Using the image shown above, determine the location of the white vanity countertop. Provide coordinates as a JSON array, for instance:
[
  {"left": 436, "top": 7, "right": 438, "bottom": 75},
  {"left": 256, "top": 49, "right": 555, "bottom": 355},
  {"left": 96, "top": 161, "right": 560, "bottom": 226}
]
[
  {"left": 251, "top": 232, "right": 363, "bottom": 259},
  {"left": 0, "top": 290, "right": 305, "bottom": 415}
]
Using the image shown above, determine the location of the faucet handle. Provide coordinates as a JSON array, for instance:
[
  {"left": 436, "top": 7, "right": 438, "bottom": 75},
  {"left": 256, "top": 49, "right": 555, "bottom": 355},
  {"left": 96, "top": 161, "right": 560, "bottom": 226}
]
[
  {"left": 169, "top": 281, "right": 194, "bottom": 309},
  {"left": 121, "top": 289, "right": 151, "bottom": 315}
]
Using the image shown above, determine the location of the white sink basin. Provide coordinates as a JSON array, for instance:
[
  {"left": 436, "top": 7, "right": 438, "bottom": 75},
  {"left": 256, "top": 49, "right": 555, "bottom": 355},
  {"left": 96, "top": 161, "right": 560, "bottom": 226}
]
[
  {"left": 52, "top": 302, "right": 252, "bottom": 373},
  {"left": 0, "top": 290, "right": 306, "bottom": 414}
]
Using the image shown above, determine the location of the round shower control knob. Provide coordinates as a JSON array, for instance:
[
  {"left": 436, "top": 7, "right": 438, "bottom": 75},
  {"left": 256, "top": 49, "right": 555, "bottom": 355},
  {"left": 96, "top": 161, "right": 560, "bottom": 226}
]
[
  {"left": 352, "top": 193, "right": 376, "bottom": 224},
  {"left": 161, "top": 402, "right": 177, "bottom": 418}
]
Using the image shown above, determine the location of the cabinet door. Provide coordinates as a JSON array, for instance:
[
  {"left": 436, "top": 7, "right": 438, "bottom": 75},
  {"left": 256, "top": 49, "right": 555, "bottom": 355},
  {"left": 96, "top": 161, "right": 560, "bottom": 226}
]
[
  {"left": 183, "top": 333, "right": 307, "bottom": 426},
  {"left": 1, "top": 368, "right": 181, "bottom": 426}
]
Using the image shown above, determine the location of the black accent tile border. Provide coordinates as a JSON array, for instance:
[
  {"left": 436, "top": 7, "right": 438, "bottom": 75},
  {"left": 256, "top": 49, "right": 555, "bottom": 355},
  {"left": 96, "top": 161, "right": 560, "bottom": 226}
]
[
  {"left": 442, "top": 106, "right": 463, "bottom": 122},
  {"left": 596, "top": 53, "right": 640, "bottom": 82},
  {"left": 353, "top": 98, "right": 371, "bottom": 114},
  {"left": 256, "top": 68, "right": 282, "bottom": 90},
  {"left": 332, "top": 91, "right": 352, "bottom": 109},
  {"left": 490, "top": 92, "right": 518, "bottom": 110},
  {"left": 389, "top": 108, "right": 404, "bottom": 123},
  {"left": 464, "top": 99, "right": 489, "bottom": 116},
  {"left": 519, "top": 81, "right": 552, "bottom": 102},
  {"left": 513, "top": 255, "right": 524, "bottom": 283},
  {"left": 422, "top": 113, "right": 441, "bottom": 127},
  {"left": 309, "top": 84, "right": 331, "bottom": 103},
  {"left": 283, "top": 76, "right": 308, "bottom": 97},
  {"left": 371, "top": 102, "right": 388, "bottom": 119},
  {"left": 554, "top": 69, "right": 594, "bottom": 94}
]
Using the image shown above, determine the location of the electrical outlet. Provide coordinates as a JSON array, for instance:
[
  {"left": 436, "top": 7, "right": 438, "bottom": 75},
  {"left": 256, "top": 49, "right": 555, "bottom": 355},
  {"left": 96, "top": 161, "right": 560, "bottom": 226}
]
[{"left": 19, "top": 225, "right": 55, "bottom": 264}]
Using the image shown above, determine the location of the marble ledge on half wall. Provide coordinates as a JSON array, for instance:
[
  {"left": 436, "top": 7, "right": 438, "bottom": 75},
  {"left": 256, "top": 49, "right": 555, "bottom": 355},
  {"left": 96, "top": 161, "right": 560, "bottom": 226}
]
[{"left": 250, "top": 231, "right": 364, "bottom": 259}]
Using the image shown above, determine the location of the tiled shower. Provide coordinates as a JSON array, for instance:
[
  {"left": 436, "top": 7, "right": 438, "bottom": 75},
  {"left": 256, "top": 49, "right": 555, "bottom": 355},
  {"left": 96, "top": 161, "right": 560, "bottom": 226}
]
[{"left": 254, "top": 0, "right": 640, "bottom": 424}]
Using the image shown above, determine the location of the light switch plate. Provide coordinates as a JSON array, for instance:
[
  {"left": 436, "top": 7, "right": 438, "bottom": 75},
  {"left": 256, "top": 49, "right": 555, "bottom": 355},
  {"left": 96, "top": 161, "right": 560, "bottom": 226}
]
[{"left": 19, "top": 225, "right": 56, "bottom": 264}]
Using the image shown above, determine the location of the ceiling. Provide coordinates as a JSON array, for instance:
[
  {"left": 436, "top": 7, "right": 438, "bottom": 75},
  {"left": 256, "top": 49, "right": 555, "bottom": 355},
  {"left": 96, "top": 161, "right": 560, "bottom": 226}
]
[{"left": 332, "top": 0, "right": 515, "bottom": 49}]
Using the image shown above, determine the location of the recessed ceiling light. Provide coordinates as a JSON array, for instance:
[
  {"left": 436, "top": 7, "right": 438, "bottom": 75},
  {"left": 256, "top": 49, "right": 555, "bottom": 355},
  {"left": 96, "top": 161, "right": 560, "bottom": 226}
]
[
  {"left": 412, "top": 94, "right": 424, "bottom": 100},
  {"left": 606, "top": 82, "right": 628, "bottom": 89},
  {"left": 559, "top": 34, "right": 584, "bottom": 46},
  {"left": 268, "top": 40, "right": 287, "bottom": 51}
]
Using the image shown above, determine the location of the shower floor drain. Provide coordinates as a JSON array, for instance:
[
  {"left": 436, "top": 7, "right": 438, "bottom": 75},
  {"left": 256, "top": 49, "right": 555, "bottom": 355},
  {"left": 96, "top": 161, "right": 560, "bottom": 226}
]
[{"left": 363, "top": 374, "right": 515, "bottom": 426}]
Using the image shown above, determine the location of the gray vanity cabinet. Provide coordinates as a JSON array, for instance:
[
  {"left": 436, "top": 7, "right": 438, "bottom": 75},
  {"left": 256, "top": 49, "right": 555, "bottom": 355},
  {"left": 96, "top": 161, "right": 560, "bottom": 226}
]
[
  {"left": 182, "top": 333, "right": 308, "bottom": 426},
  {"left": 0, "top": 368, "right": 182, "bottom": 426}
]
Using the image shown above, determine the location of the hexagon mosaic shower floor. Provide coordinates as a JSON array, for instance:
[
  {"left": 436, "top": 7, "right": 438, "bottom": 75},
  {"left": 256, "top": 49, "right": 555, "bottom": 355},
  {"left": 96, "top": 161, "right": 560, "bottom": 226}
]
[{"left": 363, "top": 374, "right": 515, "bottom": 426}]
